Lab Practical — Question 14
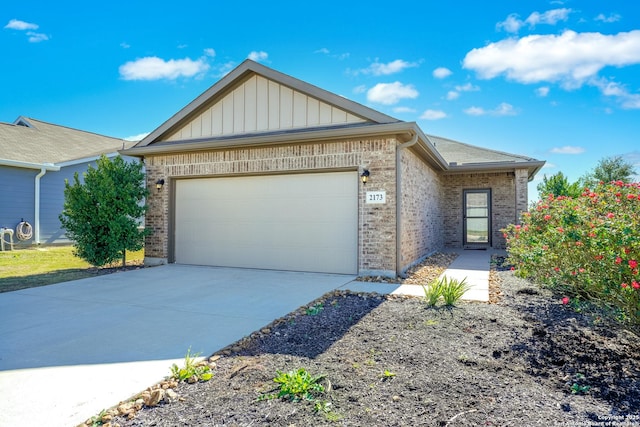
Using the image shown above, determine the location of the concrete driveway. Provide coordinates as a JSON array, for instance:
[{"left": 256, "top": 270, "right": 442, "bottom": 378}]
[{"left": 0, "top": 265, "right": 355, "bottom": 427}]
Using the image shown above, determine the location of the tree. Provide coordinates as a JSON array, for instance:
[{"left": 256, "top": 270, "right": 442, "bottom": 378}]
[
  {"left": 59, "top": 155, "right": 149, "bottom": 267},
  {"left": 581, "top": 155, "right": 637, "bottom": 187},
  {"left": 536, "top": 171, "right": 582, "bottom": 199}
]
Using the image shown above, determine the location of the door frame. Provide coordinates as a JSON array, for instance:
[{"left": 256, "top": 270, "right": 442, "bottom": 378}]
[{"left": 462, "top": 189, "right": 492, "bottom": 248}]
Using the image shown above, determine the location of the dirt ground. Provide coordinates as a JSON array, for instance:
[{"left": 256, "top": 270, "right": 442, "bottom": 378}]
[{"left": 109, "top": 256, "right": 640, "bottom": 427}]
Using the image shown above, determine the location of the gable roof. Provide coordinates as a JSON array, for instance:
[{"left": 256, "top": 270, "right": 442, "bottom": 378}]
[
  {"left": 0, "top": 117, "right": 134, "bottom": 169},
  {"left": 134, "top": 59, "right": 400, "bottom": 147},
  {"left": 124, "top": 60, "right": 544, "bottom": 180}
]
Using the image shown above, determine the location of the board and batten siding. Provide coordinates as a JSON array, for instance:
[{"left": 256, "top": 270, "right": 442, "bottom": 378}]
[{"left": 166, "top": 75, "right": 367, "bottom": 141}]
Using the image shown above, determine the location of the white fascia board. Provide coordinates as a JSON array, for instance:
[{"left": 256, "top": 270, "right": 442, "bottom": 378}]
[
  {"left": 0, "top": 158, "right": 60, "bottom": 171},
  {"left": 54, "top": 152, "right": 120, "bottom": 168}
]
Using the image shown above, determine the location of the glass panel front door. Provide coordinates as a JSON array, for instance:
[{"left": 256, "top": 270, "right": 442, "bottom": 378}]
[{"left": 464, "top": 190, "right": 491, "bottom": 246}]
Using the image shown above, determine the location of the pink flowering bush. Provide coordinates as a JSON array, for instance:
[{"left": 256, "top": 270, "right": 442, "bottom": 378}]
[{"left": 504, "top": 181, "right": 640, "bottom": 325}]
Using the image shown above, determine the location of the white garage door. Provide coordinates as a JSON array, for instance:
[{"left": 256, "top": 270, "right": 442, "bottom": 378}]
[{"left": 174, "top": 171, "right": 358, "bottom": 274}]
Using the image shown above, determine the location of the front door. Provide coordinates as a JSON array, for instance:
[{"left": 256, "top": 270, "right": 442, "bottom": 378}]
[{"left": 463, "top": 189, "right": 491, "bottom": 247}]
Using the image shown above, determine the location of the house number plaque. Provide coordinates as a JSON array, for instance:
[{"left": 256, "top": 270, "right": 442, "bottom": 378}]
[{"left": 366, "top": 191, "right": 386, "bottom": 204}]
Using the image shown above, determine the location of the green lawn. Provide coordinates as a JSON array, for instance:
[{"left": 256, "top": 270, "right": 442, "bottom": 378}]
[{"left": 0, "top": 246, "right": 144, "bottom": 293}]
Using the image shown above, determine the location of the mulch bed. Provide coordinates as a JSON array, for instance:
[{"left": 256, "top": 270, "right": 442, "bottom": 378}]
[{"left": 103, "top": 256, "right": 640, "bottom": 427}]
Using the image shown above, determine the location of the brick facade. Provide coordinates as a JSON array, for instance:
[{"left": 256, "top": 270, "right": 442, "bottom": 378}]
[
  {"left": 441, "top": 170, "right": 529, "bottom": 249},
  {"left": 143, "top": 137, "right": 530, "bottom": 274},
  {"left": 399, "top": 148, "right": 444, "bottom": 272},
  {"left": 143, "top": 136, "right": 399, "bottom": 275}
]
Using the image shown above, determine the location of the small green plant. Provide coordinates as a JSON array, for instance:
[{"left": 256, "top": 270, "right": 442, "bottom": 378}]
[
  {"left": 381, "top": 370, "right": 396, "bottom": 380},
  {"left": 422, "top": 278, "right": 444, "bottom": 306},
  {"left": 570, "top": 373, "right": 591, "bottom": 395},
  {"left": 422, "top": 276, "right": 470, "bottom": 307},
  {"left": 170, "top": 348, "right": 213, "bottom": 382},
  {"left": 570, "top": 383, "right": 591, "bottom": 394},
  {"left": 314, "top": 400, "right": 343, "bottom": 422},
  {"left": 89, "top": 409, "right": 108, "bottom": 427},
  {"left": 314, "top": 399, "right": 332, "bottom": 413},
  {"left": 306, "top": 302, "right": 324, "bottom": 316},
  {"left": 260, "top": 368, "right": 325, "bottom": 402},
  {"left": 441, "top": 276, "right": 471, "bottom": 306}
]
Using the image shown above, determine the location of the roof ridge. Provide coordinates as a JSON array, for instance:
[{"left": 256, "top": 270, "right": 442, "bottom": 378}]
[
  {"left": 427, "top": 133, "right": 538, "bottom": 162},
  {"left": 25, "top": 117, "right": 124, "bottom": 141}
]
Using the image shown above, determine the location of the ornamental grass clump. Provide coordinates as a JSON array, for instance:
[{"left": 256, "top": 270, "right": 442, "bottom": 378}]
[
  {"left": 504, "top": 181, "right": 640, "bottom": 325},
  {"left": 422, "top": 276, "right": 470, "bottom": 307}
]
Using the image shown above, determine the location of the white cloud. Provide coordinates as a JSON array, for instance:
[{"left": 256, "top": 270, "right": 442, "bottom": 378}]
[
  {"left": 550, "top": 146, "right": 585, "bottom": 154},
  {"left": 248, "top": 51, "right": 268, "bottom": 62},
  {"left": 433, "top": 67, "right": 452, "bottom": 79},
  {"left": 26, "top": 32, "right": 48, "bottom": 43},
  {"left": 455, "top": 83, "right": 480, "bottom": 92},
  {"left": 367, "top": 82, "right": 418, "bottom": 105},
  {"left": 124, "top": 132, "right": 150, "bottom": 141},
  {"left": 495, "top": 102, "right": 517, "bottom": 115},
  {"left": 315, "top": 48, "right": 330, "bottom": 54},
  {"left": 463, "top": 30, "right": 640, "bottom": 89},
  {"left": 353, "top": 85, "right": 367, "bottom": 94},
  {"left": 119, "top": 56, "right": 210, "bottom": 81},
  {"left": 496, "top": 14, "right": 524, "bottom": 33},
  {"left": 526, "top": 8, "right": 571, "bottom": 26},
  {"left": 446, "top": 91, "right": 460, "bottom": 100},
  {"left": 536, "top": 86, "right": 550, "bottom": 97},
  {"left": 120, "top": 42, "right": 131, "bottom": 49},
  {"left": 591, "top": 78, "right": 640, "bottom": 109},
  {"left": 393, "top": 106, "right": 417, "bottom": 114},
  {"left": 464, "top": 102, "right": 517, "bottom": 116},
  {"left": 5, "top": 19, "right": 49, "bottom": 42},
  {"left": 542, "top": 162, "right": 557, "bottom": 169},
  {"left": 361, "top": 59, "right": 418, "bottom": 76},
  {"left": 496, "top": 8, "right": 571, "bottom": 33},
  {"left": 420, "top": 109, "right": 448, "bottom": 120},
  {"left": 4, "top": 19, "right": 38, "bottom": 30},
  {"left": 217, "top": 61, "right": 236, "bottom": 76},
  {"left": 595, "top": 13, "right": 620, "bottom": 23},
  {"left": 204, "top": 48, "right": 216, "bottom": 57},
  {"left": 446, "top": 83, "right": 479, "bottom": 101},
  {"left": 464, "top": 106, "right": 486, "bottom": 116}
]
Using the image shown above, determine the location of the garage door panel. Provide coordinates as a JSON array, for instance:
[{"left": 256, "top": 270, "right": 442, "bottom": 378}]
[{"left": 174, "top": 172, "right": 358, "bottom": 274}]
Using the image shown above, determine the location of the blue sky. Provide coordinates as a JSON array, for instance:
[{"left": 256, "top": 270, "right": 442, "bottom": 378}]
[{"left": 3, "top": 0, "right": 639, "bottom": 200}]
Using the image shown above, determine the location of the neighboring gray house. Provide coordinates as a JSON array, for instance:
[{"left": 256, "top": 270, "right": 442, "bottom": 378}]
[
  {"left": 0, "top": 117, "right": 136, "bottom": 246},
  {"left": 123, "top": 60, "right": 545, "bottom": 277}
]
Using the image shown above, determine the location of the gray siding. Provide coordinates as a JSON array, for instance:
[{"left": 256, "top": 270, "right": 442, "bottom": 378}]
[
  {"left": 1, "top": 166, "right": 37, "bottom": 247},
  {"left": 1, "top": 155, "right": 142, "bottom": 247},
  {"left": 39, "top": 162, "right": 92, "bottom": 244}
]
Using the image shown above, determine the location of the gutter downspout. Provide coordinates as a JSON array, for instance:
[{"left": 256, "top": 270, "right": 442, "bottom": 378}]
[
  {"left": 34, "top": 168, "right": 47, "bottom": 244},
  {"left": 395, "top": 132, "right": 419, "bottom": 277}
]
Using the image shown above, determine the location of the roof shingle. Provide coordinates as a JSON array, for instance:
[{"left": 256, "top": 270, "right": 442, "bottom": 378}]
[{"left": 0, "top": 117, "right": 134, "bottom": 165}]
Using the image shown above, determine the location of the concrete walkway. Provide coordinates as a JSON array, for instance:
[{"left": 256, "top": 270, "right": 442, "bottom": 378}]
[{"left": 343, "top": 249, "right": 497, "bottom": 301}]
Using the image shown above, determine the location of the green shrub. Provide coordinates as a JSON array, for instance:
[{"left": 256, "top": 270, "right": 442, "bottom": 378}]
[
  {"left": 59, "top": 155, "right": 148, "bottom": 268},
  {"left": 504, "top": 181, "right": 640, "bottom": 325}
]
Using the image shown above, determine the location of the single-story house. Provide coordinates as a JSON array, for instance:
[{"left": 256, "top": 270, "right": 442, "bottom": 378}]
[
  {"left": 0, "top": 117, "right": 136, "bottom": 246},
  {"left": 123, "top": 60, "right": 544, "bottom": 277}
]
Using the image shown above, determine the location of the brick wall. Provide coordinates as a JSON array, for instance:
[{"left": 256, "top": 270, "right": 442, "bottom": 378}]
[
  {"left": 399, "top": 148, "right": 444, "bottom": 272},
  {"left": 143, "top": 137, "right": 398, "bottom": 275},
  {"left": 442, "top": 170, "right": 528, "bottom": 249}
]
